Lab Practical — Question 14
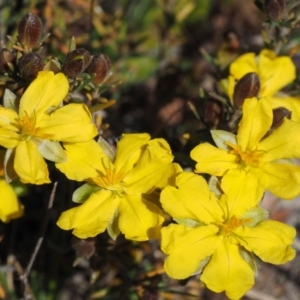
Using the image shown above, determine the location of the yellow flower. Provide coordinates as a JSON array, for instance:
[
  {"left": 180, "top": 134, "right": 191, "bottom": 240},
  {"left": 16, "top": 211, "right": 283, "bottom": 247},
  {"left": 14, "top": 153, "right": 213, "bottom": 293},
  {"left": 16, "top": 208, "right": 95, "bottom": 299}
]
[
  {"left": 56, "top": 133, "right": 182, "bottom": 241},
  {"left": 191, "top": 96, "right": 300, "bottom": 200},
  {"left": 0, "top": 150, "right": 23, "bottom": 222},
  {"left": 220, "top": 49, "right": 300, "bottom": 120},
  {"left": 160, "top": 172, "right": 295, "bottom": 300},
  {"left": 0, "top": 179, "right": 24, "bottom": 222},
  {"left": 0, "top": 71, "right": 97, "bottom": 184}
]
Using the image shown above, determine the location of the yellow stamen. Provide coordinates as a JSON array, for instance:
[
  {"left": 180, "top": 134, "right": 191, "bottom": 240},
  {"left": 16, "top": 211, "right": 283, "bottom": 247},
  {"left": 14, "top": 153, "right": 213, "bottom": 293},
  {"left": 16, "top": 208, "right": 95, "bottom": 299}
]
[
  {"left": 217, "top": 215, "right": 252, "bottom": 237},
  {"left": 225, "top": 142, "right": 264, "bottom": 168}
]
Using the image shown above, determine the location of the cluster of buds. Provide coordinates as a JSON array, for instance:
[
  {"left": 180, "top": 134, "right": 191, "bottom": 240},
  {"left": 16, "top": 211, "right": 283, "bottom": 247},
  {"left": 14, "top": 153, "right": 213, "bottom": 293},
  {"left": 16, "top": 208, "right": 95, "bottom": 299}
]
[
  {"left": 62, "top": 47, "right": 111, "bottom": 85},
  {"left": 0, "top": 12, "right": 112, "bottom": 97}
]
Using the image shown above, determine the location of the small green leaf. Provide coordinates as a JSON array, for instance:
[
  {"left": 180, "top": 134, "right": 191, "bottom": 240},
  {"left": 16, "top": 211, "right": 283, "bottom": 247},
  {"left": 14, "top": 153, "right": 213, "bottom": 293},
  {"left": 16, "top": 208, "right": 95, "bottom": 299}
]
[
  {"left": 10, "top": 180, "right": 28, "bottom": 196},
  {"left": 33, "top": 139, "right": 67, "bottom": 163},
  {"left": 69, "top": 36, "right": 76, "bottom": 52},
  {"left": 97, "top": 136, "right": 115, "bottom": 162},
  {"left": 3, "top": 89, "right": 17, "bottom": 111},
  {"left": 73, "top": 183, "right": 101, "bottom": 203}
]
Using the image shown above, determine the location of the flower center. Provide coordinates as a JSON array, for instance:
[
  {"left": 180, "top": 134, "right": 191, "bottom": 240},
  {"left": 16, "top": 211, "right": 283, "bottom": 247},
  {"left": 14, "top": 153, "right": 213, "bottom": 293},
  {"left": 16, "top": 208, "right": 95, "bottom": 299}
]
[
  {"left": 18, "top": 113, "right": 38, "bottom": 141},
  {"left": 226, "top": 142, "right": 263, "bottom": 168},
  {"left": 217, "top": 215, "right": 251, "bottom": 237},
  {"left": 90, "top": 166, "right": 125, "bottom": 194}
]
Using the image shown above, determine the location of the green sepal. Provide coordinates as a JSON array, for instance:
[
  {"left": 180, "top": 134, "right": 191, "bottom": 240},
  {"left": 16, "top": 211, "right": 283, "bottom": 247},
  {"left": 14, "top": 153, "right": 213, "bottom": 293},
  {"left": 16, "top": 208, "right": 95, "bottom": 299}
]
[
  {"left": 241, "top": 207, "right": 269, "bottom": 227},
  {"left": 33, "top": 138, "right": 67, "bottom": 163},
  {"left": 173, "top": 218, "right": 203, "bottom": 228},
  {"left": 4, "top": 149, "right": 18, "bottom": 183},
  {"left": 72, "top": 183, "right": 101, "bottom": 203},
  {"left": 191, "top": 256, "right": 211, "bottom": 276},
  {"left": 208, "top": 176, "right": 222, "bottom": 199},
  {"left": 239, "top": 247, "right": 257, "bottom": 275},
  {"left": 107, "top": 209, "right": 120, "bottom": 240},
  {"left": 211, "top": 130, "right": 237, "bottom": 151},
  {"left": 97, "top": 136, "right": 115, "bottom": 162},
  {"left": 3, "top": 89, "right": 17, "bottom": 111}
]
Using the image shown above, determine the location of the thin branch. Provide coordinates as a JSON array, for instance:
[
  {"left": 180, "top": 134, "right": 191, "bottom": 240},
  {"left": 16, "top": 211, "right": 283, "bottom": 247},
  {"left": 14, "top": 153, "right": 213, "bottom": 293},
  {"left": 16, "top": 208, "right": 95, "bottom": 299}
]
[{"left": 20, "top": 182, "right": 58, "bottom": 289}]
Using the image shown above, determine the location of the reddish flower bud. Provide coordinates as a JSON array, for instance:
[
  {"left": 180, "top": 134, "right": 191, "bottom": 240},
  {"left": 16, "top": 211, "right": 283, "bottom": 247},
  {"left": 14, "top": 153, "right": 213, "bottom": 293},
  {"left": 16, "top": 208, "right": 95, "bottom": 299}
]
[
  {"left": 0, "top": 49, "right": 15, "bottom": 74},
  {"left": 233, "top": 72, "right": 260, "bottom": 109},
  {"left": 18, "top": 53, "right": 44, "bottom": 80},
  {"left": 18, "top": 13, "right": 43, "bottom": 49},
  {"left": 265, "top": 0, "right": 286, "bottom": 21},
  {"left": 72, "top": 238, "right": 95, "bottom": 259},
  {"left": 86, "top": 54, "right": 111, "bottom": 85},
  {"left": 62, "top": 48, "right": 92, "bottom": 78},
  {"left": 271, "top": 107, "right": 291, "bottom": 130}
]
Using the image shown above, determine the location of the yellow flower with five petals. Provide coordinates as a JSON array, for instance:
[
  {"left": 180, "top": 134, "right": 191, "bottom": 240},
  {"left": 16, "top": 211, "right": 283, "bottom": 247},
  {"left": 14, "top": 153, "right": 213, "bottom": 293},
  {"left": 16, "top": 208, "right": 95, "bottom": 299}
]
[
  {"left": 220, "top": 49, "right": 300, "bottom": 120},
  {"left": 160, "top": 172, "right": 295, "bottom": 300},
  {"left": 56, "top": 133, "right": 182, "bottom": 241},
  {"left": 0, "top": 71, "right": 97, "bottom": 184},
  {"left": 191, "top": 96, "right": 300, "bottom": 201}
]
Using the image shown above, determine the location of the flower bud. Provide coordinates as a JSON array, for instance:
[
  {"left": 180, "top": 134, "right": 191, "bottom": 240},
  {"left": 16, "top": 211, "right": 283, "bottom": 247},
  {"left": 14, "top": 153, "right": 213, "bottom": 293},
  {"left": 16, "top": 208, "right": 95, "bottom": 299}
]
[
  {"left": 233, "top": 72, "right": 260, "bottom": 109},
  {"left": 86, "top": 54, "right": 111, "bottom": 85},
  {"left": 62, "top": 48, "right": 92, "bottom": 78},
  {"left": 271, "top": 107, "right": 291, "bottom": 130},
  {"left": 72, "top": 238, "right": 95, "bottom": 259},
  {"left": 18, "top": 53, "right": 44, "bottom": 80},
  {"left": 0, "top": 49, "right": 15, "bottom": 74},
  {"left": 265, "top": 0, "right": 286, "bottom": 21},
  {"left": 18, "top": 13, "right": 43, "bottom": 49}
]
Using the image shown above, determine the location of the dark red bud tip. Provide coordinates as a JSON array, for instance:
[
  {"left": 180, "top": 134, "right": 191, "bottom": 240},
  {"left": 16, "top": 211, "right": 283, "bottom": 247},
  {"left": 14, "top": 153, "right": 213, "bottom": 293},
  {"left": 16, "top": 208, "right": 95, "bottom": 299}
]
[
  {"left": 265, "top": 0, "right": 286, "bottom": 21},
  {"left": 18, "top": 13, "right": 43, "bottom": 49},
  {"left": 86, "top": 54, "right": 111, "bottom": 85},
  {"left": 18, "top": 53, "right": 44, "bottom": 80},
  {"left": 271, "top": 107, "right": 291, "bottom": 130},
  {"left": 0, "top": 49, "right": 15, "bottom": 74},
  {"left": 233, "top": 72, "right": 260, "bottom": 109},
  {"left": 62, "top": 48, "right": 92, "bottom": 78}
]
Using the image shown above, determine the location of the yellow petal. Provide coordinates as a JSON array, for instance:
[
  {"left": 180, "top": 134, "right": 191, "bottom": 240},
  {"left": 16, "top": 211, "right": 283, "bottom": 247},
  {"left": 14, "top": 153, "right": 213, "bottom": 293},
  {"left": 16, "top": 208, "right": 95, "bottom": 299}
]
[
  {"left": 270, "top": 95, "right": 300, "bottom": 121},
  {"left": 123, "top": 139, "right": 181, "bottom": 194},
  {"left": 0, "top": 128, "right": 19, "bottom": 148},
  {"left": 117, "top": 194, "right": 164, "bottom": 241},
  {"left": 221, "top": 170, "right": 264, "bottom": 216},
  {"left": 57, "top": 190, "right": 120, "bottom": 239},
  {"left": 0, "top": 179, "right": 24, "bottom": 222},
  {"left": 0, "top": 107, "right": 19, "bottom": 132},
  {"left": 229, "top": 52, "right": 258, "bottom": 80},
  {"left": 191, "top": 143, "right": 237, "bottom": 176},
  {"left": 259, "top": 118, "right": 300, "bottom": 161},
  {"left": 237, "top": 96, "right": 273, "bottom": 151},
  {"left": 258, "top": 49, "right": 296, "bottom": 96},
  {"left": 56, "top": 140, "right": 106, "bottom": 181},
  {"left": 161, "top": 172, "right": 223, "bottom": 224},
  {"left": 254, "top": 163, "right": 300, "bottom": 199},
  {"left": 235, "top": 220, "right": 296, "bottom": 264},
  {"left": 114, "top": 133, "right": 151, "bottom": 173},
  {"left": 201, "top": 240, "right": 254, "bottom": 300},
  {"left": 37, "top": 103, "right": 97, "bottom": 142},
  {"left": 161, "top": 224, "right": 221, "bottom": 279},
  {"left": 19, "top": 72, "right": 69, "bottom": 123},
  {"left": 14, "top": 141, "right": 50, "bottom": 184}
]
